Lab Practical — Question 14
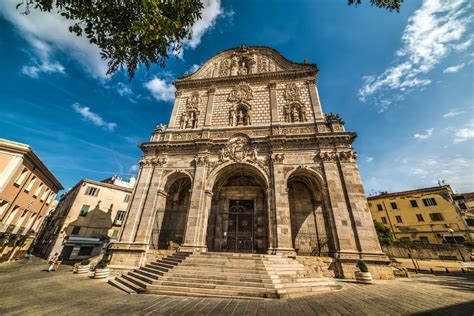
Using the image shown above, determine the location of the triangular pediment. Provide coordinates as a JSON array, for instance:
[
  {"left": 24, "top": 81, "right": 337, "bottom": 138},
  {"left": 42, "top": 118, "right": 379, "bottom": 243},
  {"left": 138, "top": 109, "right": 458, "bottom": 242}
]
[{"left": 178, "top": 46, "right": 317, "bottom": 81}]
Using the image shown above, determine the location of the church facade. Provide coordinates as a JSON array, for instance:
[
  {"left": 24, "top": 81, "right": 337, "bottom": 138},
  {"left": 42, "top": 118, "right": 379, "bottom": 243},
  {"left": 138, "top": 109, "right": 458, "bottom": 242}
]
[{"left": 110, "top": 46, "right": 392, "bottom": 278}]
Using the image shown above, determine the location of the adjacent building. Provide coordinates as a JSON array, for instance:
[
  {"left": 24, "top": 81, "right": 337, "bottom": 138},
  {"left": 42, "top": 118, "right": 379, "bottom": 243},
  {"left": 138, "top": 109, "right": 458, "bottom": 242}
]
[
  {"left": 0, "top": 138, "right": 63, "bottom": 262},
  {"left": 452, "top": 192, "right": 474, "bottom": 228},
  {"left": 34, "top": 176, "right": 134, "bottom": 261},
  {"left": 368, "top": 185, "right": 474, "bottom": 244}
]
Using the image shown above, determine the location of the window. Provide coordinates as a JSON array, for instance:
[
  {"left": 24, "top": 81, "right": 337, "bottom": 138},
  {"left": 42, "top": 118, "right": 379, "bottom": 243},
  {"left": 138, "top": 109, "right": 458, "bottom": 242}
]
[
  {"left": 47, "top": 194, "right": 55, "bottom": 205},
  {"left": 85, "top": 186, "right": 100, "bottom": 197},
  {"left": 124, "top": 194, "right": 131, "bottom": 203},
  {"left": 410, "top": 200, "right": 418, "bottom": 208},
  {"left": 0, "top": 200, "right": 8, "bottom": 218},
  {"left": 111, "top": 229, "right": 120, "bottom": 238},
  {"left": 71, "top": 226, "right": 81, "bottom": 235},
  {"left": 79, "top": 205, "right": 90, "bottom": 217},
  {"left": 381, "top": 217, "right": 387, "bottom": 224},
  {"left": 429, "top": 213, "right": 444, "bottom": 221},
  {"left": 25, "top": 176, "right": 37, "bottom": 192},
  {"left": 14, "top": 168, "right": 29, "bottom": 186},
  {"left": 78, "top": 246, "right": 93, "bottom": 256},
  {"left": 466, "top": 219, "right": 474, "bottom": 226},
  {"left": 395, "top": 215, "right": 403, "bottom": 223},
  {"left": 33, "top": 182, "right": 44, "bottom": 197},
  {"left": 52, "top": 225, "right": 60, "bottom": 235},
  {"left": 4, "top": 205, "right": 20, "bottom": 226},
  {"left": 416, "top": 214, "right": 424, "bottom": 222},
  {"left": 423, "top": 198, "right": 437, "bottom": 207},
  {"left": 419, "top": 237, "right": 429, "bottom": 244},
  {"left": 377, "top": 204, "right": 383, "bottom": 211},
  {"left": 458, "top": 202, "right": 467, "bottom": 210},
  {"left": 391, "top": 202, "right": 398, "bottom": 210},
  {"left": 114, "top": 211, "right": 126, "bottom": 225},
  {"left": 41, "top": 188, "right": 50, "bottom": 202}
]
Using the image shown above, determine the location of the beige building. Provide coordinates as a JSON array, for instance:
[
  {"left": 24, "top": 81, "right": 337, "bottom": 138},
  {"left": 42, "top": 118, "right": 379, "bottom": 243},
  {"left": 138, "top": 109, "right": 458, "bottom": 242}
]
[
  {"left": 0, "top": 138, "right": 63, "bottom": 262},
  {"left": 110, "top": 46, "right": 391, "bottom": 279},
  {"left": 452, "top": 192, "right": 474, "bottom": 228},
  {"left": 34, "top": 176, "right": 134, "bottom": 260},
  {"left": 368, "top": 185, "right": 473, "bottom": 244}
]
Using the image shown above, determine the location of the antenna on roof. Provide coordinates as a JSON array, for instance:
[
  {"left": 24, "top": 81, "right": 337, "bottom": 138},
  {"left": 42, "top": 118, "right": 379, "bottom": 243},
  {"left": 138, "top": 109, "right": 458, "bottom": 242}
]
[{"left": 304, "top": 58, "right": 309, "bottom": 64}]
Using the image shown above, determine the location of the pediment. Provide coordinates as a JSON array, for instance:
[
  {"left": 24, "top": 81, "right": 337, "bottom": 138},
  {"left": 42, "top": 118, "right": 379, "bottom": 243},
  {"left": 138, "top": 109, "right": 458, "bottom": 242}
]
[{"left": 179, "top": 46, "right": 317, "bottom": 81}]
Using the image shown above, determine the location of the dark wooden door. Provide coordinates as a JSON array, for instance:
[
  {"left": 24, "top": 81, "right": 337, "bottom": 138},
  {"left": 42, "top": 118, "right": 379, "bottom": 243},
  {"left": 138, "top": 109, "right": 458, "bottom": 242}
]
[{"left": 227, "top": 200, "right": 254, "bottom": 252}]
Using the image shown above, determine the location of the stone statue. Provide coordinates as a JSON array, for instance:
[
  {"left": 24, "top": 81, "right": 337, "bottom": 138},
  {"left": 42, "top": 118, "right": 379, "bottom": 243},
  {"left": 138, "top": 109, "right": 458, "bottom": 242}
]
[{"left": 180, "top": 112, "right": 189, "bottom": 129}]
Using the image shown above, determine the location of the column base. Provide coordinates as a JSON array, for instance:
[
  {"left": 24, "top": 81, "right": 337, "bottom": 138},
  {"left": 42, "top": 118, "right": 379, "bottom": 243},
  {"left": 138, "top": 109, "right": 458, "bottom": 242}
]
[
  {"left": 178, "top": 244, "right": 208, "bottom": 253},
  {"left": 109, "top": 242, "right": 148, "bottom": 269},
  {"left": 335, "top": 251, "right": 394, "bottom": 280},
  {"left": 274, "top": 247, "right": 296, "bottom": 257}
]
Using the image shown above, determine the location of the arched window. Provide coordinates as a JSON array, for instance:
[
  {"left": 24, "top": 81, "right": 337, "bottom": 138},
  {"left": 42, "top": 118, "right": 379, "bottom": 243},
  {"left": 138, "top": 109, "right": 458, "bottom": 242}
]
[
  {"left": 41, "top": 188, "right": 50, "bottom": 202},
  {"left": 34, "top": 182, "right": 44, "bottom": 197},
  {"left": 25, "top": 176, "right": 37, "bottom": 192},
  {"left": 15, "top": 168, "right": 29, "bottom": 186}
]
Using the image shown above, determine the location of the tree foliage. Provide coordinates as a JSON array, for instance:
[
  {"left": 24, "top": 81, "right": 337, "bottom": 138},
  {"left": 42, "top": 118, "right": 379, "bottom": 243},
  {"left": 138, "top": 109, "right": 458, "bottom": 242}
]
[
  {"left": 348, "top": 0, "right": 404, "bottom": 12},
  {"left": 373, "top": 220, "right": 394, "bottom": 246},
  {"left": 17, "top": 0, "right": 203, "bottom": 79}
]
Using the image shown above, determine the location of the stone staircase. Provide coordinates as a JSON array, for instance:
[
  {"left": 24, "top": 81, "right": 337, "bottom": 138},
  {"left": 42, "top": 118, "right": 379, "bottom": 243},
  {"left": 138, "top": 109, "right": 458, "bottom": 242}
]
[{"left": 108, "top": 252, "right": 341, "bottom": 299}]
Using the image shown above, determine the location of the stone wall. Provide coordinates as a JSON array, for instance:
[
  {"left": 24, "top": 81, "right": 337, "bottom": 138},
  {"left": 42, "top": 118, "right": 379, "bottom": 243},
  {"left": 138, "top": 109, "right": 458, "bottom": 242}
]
[
  {"left": 295, "top": 255, "right": 336, "bottom": 278},
  {"left": 382, "top": 243, "right": 470, "bottom": 261}
]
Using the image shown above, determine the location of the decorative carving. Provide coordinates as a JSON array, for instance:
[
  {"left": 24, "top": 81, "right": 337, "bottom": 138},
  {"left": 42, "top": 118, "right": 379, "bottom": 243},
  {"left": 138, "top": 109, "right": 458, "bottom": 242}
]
[
  {"left": 325, "top": 113, "right": 345, "bottom": 132},
  {"left": 284, "top": 83, "right": 301, "bottom": 102},
  {"left": 271, "top": 153, "right": 285, "bottom": 164},
  {"left": 219, "top": 136, "right": 258, "bottom": 163},
  {"left": 194, "top": 155, "right": 210, "bottom": 166},
  {"left": 228, "top": 82, "right": 253, "bottom": 103},
  {"left": 219, "top": 59, "right": 231, "bottom": 77},
  {"left": 258, "top": 55, "right": 269, "bottom": 72},
  {"left": 315, "top": 151, "right": 356, "bottom": 162},
  {"left": 154, "top": 124, "right": 167, "bottom": 133},
  {"left": 139, "top": 156, "right": 167, "bottom": 167}
]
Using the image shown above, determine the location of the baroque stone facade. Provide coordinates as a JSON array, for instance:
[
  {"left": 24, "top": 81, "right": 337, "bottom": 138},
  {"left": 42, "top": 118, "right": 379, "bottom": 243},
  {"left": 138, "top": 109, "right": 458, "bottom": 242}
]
[{"left": 110, "top": 46, "right": 392, "bottom": 279}]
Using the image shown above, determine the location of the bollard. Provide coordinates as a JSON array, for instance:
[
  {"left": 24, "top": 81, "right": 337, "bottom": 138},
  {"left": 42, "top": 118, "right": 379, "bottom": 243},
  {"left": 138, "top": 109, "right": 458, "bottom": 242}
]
[
  {"left": 430, "top": 268, "right": 434, "bottom": 274},
  {"left": 445, "top": 268, "right": 449, "bottom": 273},
  {"left": 461, "top": 268, "right": 466, "bottom": 273}
]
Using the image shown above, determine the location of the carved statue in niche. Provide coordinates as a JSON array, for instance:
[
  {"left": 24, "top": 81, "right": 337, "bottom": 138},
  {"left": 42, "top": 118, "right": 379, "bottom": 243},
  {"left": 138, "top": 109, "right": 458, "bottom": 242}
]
[
  {"left": 283, "top": 83, "right": 307, "bottom": 123},
  {"left": 179, "top": 91, "right": 201, "bottom": 129},
  {"left": 228, "top": 82, "right": 253, "bottom": 127},
  {"left": 219, "top": 59, "right": 231, "bottom": 77}
]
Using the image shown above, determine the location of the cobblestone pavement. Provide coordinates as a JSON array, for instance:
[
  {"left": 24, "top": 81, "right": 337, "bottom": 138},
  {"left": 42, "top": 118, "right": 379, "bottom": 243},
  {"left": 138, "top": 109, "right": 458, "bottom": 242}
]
[{"left": 1, "top": 257, "right": 473, "bottom": 315}]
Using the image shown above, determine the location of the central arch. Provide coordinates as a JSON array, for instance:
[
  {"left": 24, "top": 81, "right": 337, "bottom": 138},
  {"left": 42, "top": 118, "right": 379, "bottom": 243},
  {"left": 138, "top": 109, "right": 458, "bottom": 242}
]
[{"left": 206, "top": 163, "right": 269, "bottom": 253}]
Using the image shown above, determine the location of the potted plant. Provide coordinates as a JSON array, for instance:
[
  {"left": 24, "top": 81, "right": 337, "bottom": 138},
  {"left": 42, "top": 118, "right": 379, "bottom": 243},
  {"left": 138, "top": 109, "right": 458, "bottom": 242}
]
[
  {"left": 93, "top": 255, "right": 110, "bottom": 279},
  {"left": 355, "top": 260, "right": 373, "bottom": 284},
  {"left": 76, "top": 259, "right": 91, "bottom": 274}
]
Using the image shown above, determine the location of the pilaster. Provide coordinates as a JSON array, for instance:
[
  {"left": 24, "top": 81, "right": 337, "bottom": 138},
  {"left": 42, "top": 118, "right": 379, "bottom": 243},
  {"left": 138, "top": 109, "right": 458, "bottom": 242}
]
[
  {"left": 307, "top": 78, "right": 324, "bottom": 121},
  {"left": 204, "top": 87, "right": 216, "bottom": 126},
  {"left": 168, "top": 90, "right": 182, "bottom": 128}
]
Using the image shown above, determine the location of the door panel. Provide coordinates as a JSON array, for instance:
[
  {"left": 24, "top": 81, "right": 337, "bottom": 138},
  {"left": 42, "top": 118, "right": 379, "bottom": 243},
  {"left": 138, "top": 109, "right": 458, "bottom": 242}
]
[{"left": 227, "top": 200, "right": 254, "bottom": 253}]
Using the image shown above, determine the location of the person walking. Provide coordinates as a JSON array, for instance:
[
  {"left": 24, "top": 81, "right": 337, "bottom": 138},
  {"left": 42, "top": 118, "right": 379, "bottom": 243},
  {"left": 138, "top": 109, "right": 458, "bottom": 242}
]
[
  {"left": 53, "top": 254, "right": 64, "bottom": 271},
  {"left": 48, "top": 253, "right": 58, "bottom": 272}
]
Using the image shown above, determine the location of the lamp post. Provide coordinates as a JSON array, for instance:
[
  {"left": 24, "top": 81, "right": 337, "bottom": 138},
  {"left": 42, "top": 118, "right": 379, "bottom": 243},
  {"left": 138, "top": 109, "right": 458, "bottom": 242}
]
[{"left": 448, "top": 228, "right": 465, "bottom": 262}]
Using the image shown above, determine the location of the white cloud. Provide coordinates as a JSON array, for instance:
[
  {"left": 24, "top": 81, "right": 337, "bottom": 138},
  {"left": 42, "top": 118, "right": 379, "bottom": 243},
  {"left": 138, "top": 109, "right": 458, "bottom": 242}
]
[
  {"left": 453, "top": 127, "right": 474, "bottom": 143},
  {"left": 443, "top": 110, "right": 465, "bottom": 118},
  {"left": 72, "top": 103, "right": 117, "bottom": 131},
  {"left": 443, "top": 63, "right": 466, "bottom": 73},
  {"left": 414, "top": 128, "right": 434, "bottom": 140},
  {"left": 21, "top": 60, "right": 65, "bottom": 78},
  {"left": 366, "top": 157, "right": 374, "bottom": 163},
  {"left": 183, "top": 0, "right": 229, "bottom": 49},
  {"left": 144, "top": 77, "right": 176, "bottom": 102},
  {"left": 116, "top": 82, "right": 132, "bottom": 96},
  {"left": 0, "top": 0, "right": 108, "bottom": 79},
  {"left": 129, "top": 164, "right": 139, "bottom": 173},
  {"left": 189, "top": 64, "right": 201, "bottom": 73},
  {"left": 359, "top": 0, "right": 472, "bottom": 108}
]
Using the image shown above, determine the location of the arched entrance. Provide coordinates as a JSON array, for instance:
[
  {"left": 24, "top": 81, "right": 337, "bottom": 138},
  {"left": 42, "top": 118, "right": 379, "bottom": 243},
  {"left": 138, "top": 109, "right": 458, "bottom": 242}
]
[
  {"left": 287, "top": 170, "right": 332, "bottom": 255},
  {"left": 156, "top": 173, "right": 192, "bottom": 249},
  {"left": 206, "top": 163, "right": 268, "bottom": 253}
]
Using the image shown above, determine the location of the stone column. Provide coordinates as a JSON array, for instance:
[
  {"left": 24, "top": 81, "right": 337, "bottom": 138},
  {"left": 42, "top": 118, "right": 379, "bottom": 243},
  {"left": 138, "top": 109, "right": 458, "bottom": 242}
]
[
  {"left": 204, "top": 87, "right": 216, "bottom": 126},
  {"left": 266, "top": 188, "right": 275, "bottom": 254},
  {"left": 307, "top": 78, "right": 324, "bottom": 121},
  {"left": 271, "top": 161, "right": 295, "bottom": 255},
  {"left": 180, "top": 156, "right": 209, "bottom": 252},
  {"left": 110, "top": 158, "right": 157, "bottom": 268},
  {"left": 168, "top": 90, "right": 182, "bottom": 128},
  {"left": 269, "top": 81, "right": 279, "bottom": 123}
]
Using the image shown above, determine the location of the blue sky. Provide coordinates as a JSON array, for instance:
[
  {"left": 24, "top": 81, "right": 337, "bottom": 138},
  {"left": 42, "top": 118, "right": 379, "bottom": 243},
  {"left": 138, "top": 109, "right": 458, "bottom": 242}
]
[{"left": 0, "top": 0, "right": 473, "bottom": 195}]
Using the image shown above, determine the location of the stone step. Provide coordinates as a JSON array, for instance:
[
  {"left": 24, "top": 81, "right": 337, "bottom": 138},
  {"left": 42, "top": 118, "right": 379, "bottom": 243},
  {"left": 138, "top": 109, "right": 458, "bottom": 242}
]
[
  {"left": 159, "top": 276, "right": 273, "bottom": 289},
  {"left": 163, "top": 272, "right": 275, "bottom": 283},
  {"left": 150, "top": 261, "right": 177, "bottom": 269},
  {"left": 152, "top": 279, "right": 274, "bottom": 293},
  {"left": 108, "top": 278, "right": 138, "bottom": 294},
  {"left": 129, "top": 271, "right": 157, "bottom": 283},
  {"left": 138, "top": 267, "right": 165, "bottom": 278},
  {"left": 171, "top": 266, "right": 268, "bottom": 275},
  {"left": 184, "top": 258, "right": 265, "bottom": 264},
  {"left": 282, "top": 284, "right": 343, "bottom": 296},
  {"left": 146, "top": 284, "right": 279, "bottom": 299},
  {"left": 148, "top": 262, "right": 174, "bottom": 271},
  {"left": 161, "top": 257, "right": 185, "bottom": 264},
  {"left": 122, "top": 273, "right": 151, "bottom": 288},
  {"left": 114, "top": 276, "right": 146, "bottom": 293},
  {"left": 177, "top": 262, "right": 266, "bottom": 270},
  {"left": 144, "top": 288, "right": 266, "bottom": 300}
]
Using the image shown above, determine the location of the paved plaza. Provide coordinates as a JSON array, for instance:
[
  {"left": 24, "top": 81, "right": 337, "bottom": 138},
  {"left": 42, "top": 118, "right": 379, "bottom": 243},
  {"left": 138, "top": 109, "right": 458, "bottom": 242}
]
[{"left": 1, "top": 257, "right": 473, "bottom": 315}]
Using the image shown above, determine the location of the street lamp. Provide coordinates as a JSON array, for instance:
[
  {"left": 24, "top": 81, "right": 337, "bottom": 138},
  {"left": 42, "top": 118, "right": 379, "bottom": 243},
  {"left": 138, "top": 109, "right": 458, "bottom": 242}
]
[{"left": 448, "top": 228, "right": 465, "bottom": 262}]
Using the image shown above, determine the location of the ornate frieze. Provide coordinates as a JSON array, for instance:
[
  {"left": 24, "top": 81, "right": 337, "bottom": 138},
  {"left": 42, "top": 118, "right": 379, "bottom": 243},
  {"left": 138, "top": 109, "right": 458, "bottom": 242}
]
[
  {"left": 140, "top": 156, "right": 168, "bottom": 167},
  {"left": 315, "top": 151, "right": 357, "bottom": 163},
  {"left": 218, "top": 136, "right": 258, "bottom": 163}
]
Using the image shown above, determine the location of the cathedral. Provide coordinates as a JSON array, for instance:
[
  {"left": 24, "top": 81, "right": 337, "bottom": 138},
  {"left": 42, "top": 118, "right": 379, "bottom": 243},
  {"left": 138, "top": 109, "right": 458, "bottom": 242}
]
[{"left": 110, "top": 46, "right": 392, "bottom": 280}]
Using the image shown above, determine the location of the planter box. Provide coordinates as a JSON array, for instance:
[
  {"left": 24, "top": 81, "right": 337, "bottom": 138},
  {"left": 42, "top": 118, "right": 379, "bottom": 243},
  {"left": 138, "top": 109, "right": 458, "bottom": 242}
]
[
  {"left": 94, "top": 268, "right": 110, "bottom": 279},
  {"left": 355, "top": 271, "right": 373, "bottom": 284},
  {"left": 76, "top": 265, "right": 90, "bottom": 274}
]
